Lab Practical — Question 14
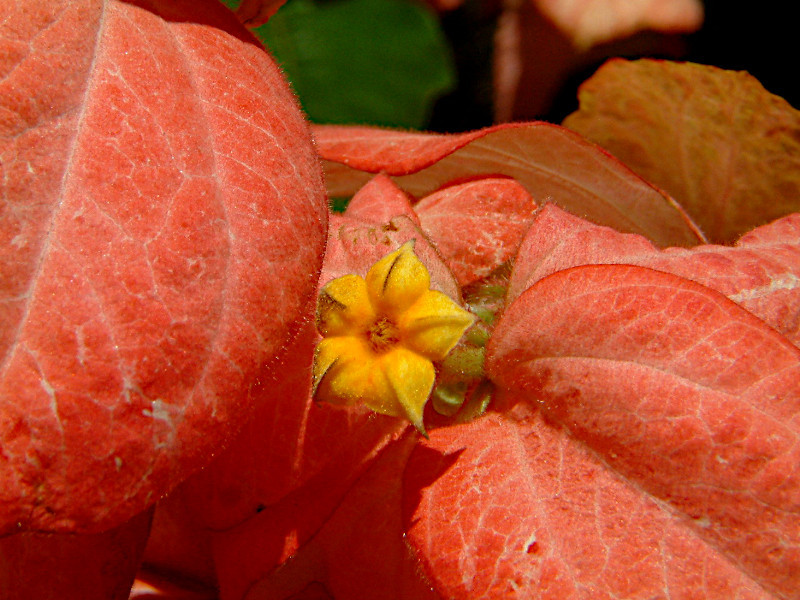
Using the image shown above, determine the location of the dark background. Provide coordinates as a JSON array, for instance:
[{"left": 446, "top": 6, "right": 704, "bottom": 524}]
[{"left": 430, "top": 0, "right": 798, "bottom": 131}]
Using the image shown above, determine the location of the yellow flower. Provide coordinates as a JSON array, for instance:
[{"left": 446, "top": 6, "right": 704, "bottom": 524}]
[{"left": 313, "top": 241, "right": 475, "bottom": 436}]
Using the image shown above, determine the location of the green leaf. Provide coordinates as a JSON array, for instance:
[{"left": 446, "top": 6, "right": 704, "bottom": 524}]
[
  {"left": 329, "top": 196, "right": 351, "bottom": 212},
  {"left": 251, "top": 0, "right": 456, "bottom": 129}
]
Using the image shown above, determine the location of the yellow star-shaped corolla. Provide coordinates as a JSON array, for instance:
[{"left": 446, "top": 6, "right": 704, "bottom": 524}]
[{"left": 313, "top": 241, "right": 475, "bottom": 436}]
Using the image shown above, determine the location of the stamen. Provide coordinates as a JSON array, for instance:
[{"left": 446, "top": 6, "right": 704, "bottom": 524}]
[{"left": 366, "top": 317, "right": 399, "bottom": 353}]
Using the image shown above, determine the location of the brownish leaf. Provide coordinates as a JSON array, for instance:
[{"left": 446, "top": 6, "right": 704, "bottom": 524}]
[{"left": 564, "top": 59, "right": 800, "bottom": 244}]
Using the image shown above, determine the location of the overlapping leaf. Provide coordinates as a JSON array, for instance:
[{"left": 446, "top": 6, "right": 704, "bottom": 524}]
[
  {"left": 0, "top": 509, "right": 153, "bottom": 600},
  {"left": 405, "top": 411, "right": 776, "bottom": 599},
  {"left": 342, "top": 173, "right": 538, "bottom": 287},
  {"left": 564, "top": 59, "right": 800, "bottom": 244},
  {"left": 0, "top": 0, "right": 327, "bottom": 536},
  {"left": 343, "top": 173, "right": 421, "bottom": 226},
  {"left": 487, "top": 265, "right": 800, "bottom": 597},
  {"left": 313, "top": 122, "right": 705, "bottom": 247},
  {"left": 212, "top": 434, "right": 438, "bottom": 600},
  {"left": 177, "top": 314, "right": 407, "bottom": 532},
  {"left": 414, "top": 178, "right": 538, "bottom": 287},
  {"left": 507, "top": 204, "right": 800, "bottom": 346}
]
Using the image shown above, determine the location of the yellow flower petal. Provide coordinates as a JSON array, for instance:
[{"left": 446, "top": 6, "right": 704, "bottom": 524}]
[
  {"left": 365, "top": 241, "right": 430, "bottom": 318},
  {"left": 398, "top": 290, "right": 476, "bottom": 361},
  {"left": 313, "top": 336, "right": 382, "bottom": 406},
  {"left": 375, "top": 347, "right": 435, "bottom": 436},
  {"left": 313, "top": 242, "right": 476, "bottom": 435},
  {"left": 316, "top": 274, "right": 376, "bottom": 337}
]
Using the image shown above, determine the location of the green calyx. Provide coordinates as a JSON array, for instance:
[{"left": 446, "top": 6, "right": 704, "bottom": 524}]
[{"left": 430, "top": 266, "right": 509, "bottom": 422}]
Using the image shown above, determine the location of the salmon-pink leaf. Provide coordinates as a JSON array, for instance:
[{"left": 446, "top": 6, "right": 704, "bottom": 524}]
[
  {"left": 212, "top": 434, "right": 437, "bottom": 600},
  {"left": 344, "top": 174, "right": 538, "bottom": 287},
  {"left": 323, "top": 214, "right": 461, "bottom": 302},
  {"left": 177, "top": 316, "right": 407, "bottom": 532},
  {"left": 415, "top": 177, "right": 538, "bottom": 286},
  {"left": 0, "top": 509, "right": 153, "bottom": 600},
  {"left": 405, "top": 412, "right": 775, "bottom": 599},
  {"left": 564, "top": 59, "right": 800, "bottom": 244},
  {"left": 487, "top": 265, "right": 800, "bottom": 598},
  {"left": 0, "top": 0, "right": 327, "bottom": 534},
  {"left": 343, "top": 173, "right": 420, "bottom": 226},
  {"left": 507, "top": 205, "right": 800, "bottom": 346},
  {"left": 313, "top": 122, "right": 704, "bottom": 248}
]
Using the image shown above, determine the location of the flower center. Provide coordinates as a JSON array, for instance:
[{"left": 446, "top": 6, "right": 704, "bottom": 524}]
[{"left": 366, "top": 316, "right": 400, "bottom": 353}]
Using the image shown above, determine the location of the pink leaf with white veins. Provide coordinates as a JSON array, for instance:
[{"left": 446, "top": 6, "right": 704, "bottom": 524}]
[
  {"left": 323, "top": 213, "right": 461, "bottom": 302},
  {"left": 487, "top": 264, "right": 800, "bottom": 598},
  {"left": 0, "top": 0, "right": 327, "bottom": 534},
  {"left": 507, "top": 204, "right": 800, "bottom": 346},
  {"left": 405, "top": 412, "right": 775, "bottom": 599},
  {"left": 342, "top": 174, "right": 538, "bottom": 287}
]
